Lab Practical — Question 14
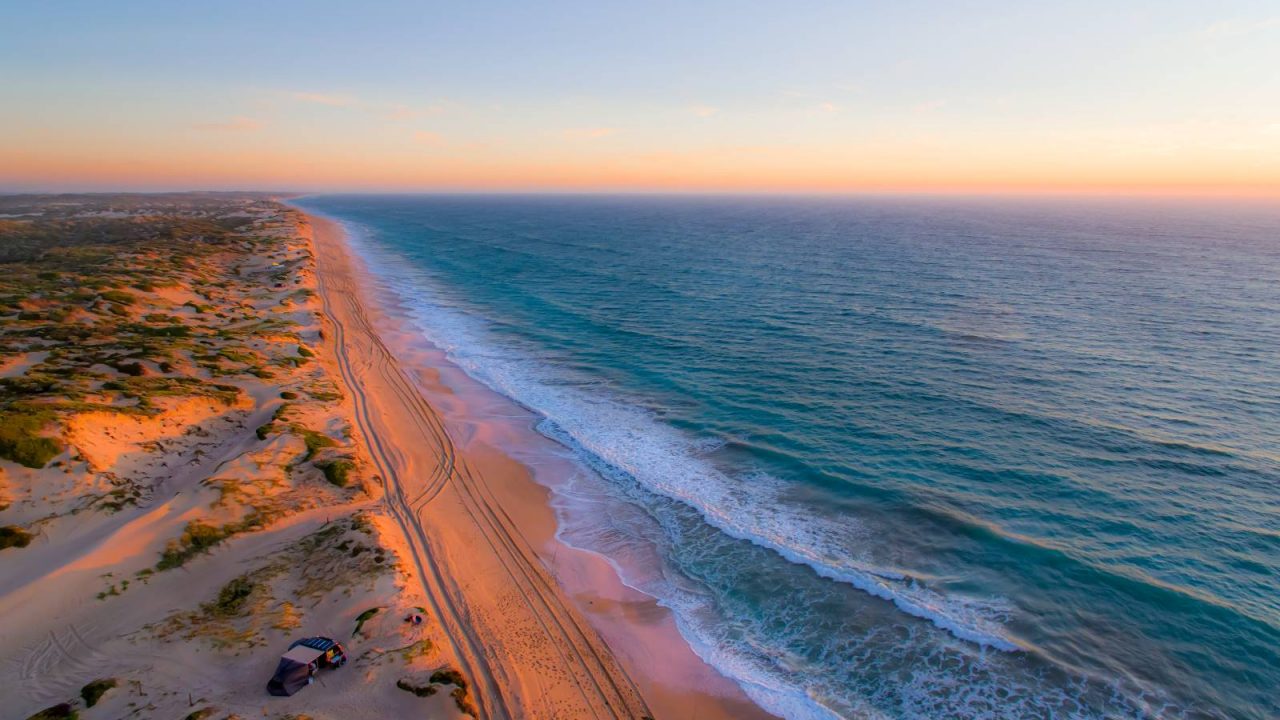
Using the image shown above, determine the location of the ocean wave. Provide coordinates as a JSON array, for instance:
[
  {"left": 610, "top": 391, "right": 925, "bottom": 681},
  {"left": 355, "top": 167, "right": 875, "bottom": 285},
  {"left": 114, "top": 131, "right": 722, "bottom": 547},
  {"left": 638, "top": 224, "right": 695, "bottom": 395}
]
[
  {"left": 305, "top": 206, "right": 1220, "bottom": 720},
  {"left": 340, "top": 220, "right": 1020, "bottom": 653}
]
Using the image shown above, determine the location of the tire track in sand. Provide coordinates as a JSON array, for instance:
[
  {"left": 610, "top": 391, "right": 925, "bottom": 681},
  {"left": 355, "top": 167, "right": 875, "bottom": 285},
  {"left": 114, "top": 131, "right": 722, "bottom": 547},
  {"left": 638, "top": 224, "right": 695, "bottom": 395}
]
[
  {"left": 309, "top": 218, "right": 652, "bottom": 720},
  {"left": 347, "top": 312, "right": 647, "bottom": 717}
]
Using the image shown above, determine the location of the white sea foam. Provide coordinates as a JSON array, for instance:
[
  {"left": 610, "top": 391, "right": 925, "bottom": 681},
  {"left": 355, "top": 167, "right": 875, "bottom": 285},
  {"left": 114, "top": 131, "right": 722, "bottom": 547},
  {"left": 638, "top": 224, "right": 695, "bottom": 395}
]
[
  {"left": 338, "top": 220, "right": 1021, "bottom": 655},
  {"left": 299, "top": 206, "right": 1186, "bottom": 720}
]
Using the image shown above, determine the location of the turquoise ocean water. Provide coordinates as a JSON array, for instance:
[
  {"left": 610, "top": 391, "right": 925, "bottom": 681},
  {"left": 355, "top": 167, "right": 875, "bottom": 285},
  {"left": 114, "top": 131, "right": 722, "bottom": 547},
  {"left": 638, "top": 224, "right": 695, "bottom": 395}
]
[{"left": 296, "top": 195, "right": 1280, "bottom": 720}]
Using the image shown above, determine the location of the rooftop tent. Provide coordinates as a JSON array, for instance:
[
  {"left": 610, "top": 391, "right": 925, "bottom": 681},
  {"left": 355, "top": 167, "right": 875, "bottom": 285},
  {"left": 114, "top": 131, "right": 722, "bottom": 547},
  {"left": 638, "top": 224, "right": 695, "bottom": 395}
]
[
  {"left": 291, "top": 636, "right": 347, "bottom": 668},
  {"left": 266, "top": 646, "right": 323, "bottom": 697},
  {"left": 282, "top": 645, "right": 327, "bottom": 664},
  {"left": 293, "top": 637, "right": 338, "bottom": 653}
]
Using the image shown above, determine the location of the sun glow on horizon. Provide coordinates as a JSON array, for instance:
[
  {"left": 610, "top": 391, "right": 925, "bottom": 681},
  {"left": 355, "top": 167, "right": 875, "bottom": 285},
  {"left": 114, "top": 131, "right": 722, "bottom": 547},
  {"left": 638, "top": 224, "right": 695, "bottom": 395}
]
[{"left": 2, "top": 1, "right": 1279, "bottom": 196}]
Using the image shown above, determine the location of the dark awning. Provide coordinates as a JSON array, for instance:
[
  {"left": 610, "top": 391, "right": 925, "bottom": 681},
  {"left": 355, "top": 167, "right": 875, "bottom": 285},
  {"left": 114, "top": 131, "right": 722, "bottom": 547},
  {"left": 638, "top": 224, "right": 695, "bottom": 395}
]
[{"left": 266, "top": 657, "right": 312, "bottom": 696}]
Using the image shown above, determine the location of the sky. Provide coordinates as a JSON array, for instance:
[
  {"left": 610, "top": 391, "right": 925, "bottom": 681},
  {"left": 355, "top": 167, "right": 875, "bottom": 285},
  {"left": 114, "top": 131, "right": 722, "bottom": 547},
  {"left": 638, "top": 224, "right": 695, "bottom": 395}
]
[{"left": 2, "top": 0, "right": 1279, "bottom": 194}]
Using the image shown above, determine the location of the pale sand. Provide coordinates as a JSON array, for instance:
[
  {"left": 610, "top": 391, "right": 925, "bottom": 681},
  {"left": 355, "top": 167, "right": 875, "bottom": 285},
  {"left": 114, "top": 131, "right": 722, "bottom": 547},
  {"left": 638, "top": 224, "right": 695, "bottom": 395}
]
[
  {"left": 307, "top": 212, "right": 776, "bottom": 720},
  {"left": 0, "top": 209, "right": 463, "bottom": 720}
]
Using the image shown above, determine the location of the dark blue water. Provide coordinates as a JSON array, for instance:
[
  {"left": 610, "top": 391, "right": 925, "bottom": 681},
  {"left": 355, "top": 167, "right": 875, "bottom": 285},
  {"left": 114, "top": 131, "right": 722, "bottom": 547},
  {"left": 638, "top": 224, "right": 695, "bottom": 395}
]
[{"left": 297, "top": 195, "right": 1280, "bottom": 720}]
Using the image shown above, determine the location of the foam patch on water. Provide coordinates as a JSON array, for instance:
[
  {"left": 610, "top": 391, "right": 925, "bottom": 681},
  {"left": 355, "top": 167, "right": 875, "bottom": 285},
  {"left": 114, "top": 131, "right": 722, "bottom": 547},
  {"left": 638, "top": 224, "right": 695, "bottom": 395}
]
[
  {"left": 538, "top": 454, "right": 860, "bottom": 720},
  {"left": 326, "top": 216, "right": 1192, "bottom": 720},
  {"left": 340, "top": 223, "right": 1019, "bottom": 653}
]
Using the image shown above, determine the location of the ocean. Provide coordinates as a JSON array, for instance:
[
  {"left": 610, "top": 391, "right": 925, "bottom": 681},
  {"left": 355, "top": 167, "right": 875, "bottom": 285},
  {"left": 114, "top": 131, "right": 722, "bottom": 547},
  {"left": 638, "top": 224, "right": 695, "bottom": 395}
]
[{"left": 294, "top": 194, "right": 1280, "bottom": 720}]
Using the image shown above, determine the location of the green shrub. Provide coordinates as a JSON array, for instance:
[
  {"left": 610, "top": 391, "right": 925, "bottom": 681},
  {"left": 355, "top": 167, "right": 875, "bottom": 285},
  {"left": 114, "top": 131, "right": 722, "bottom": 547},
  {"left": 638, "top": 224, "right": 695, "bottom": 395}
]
[
  {"left": 0, "top": 411, "right": 62, "bottom": 468},
  {"left": 208, "top": 576, "right": 255, "bottom": 616},
  {"left": 80, "top": 678, "right": 117, "bottom": 707},
  {"left": 279, "top": 391, "right": 298, "bottom": 400},
  {"left": 24, "top": 703, "right": 77, "bottom": 720},
  {"left": 320, "top": 459, "right": 354, "bottom": 487},
  {"left": 297, "top": 345, "right": 314, "bottom": 358},
  {"left": 0, "top": 375, "right": 62, "bottom": 398},
  {"left": 429, "top": 668, "right": 467, "bottom": 690},
  {"left": 353, "top": 606, "right": 380, "bottom": 636},
  {"left": 156, "top": 521, "right": 233, "bottom": 570},
  {"left": 396, "top": 678, "right": 437, "bottom": 697},
  {"left": 0, "top": 525, "right": 34, "bottom": 549},
  {"left": 155, "top": 513, "right": 270, "bottom": 571},
  {"left": 452, "top": 687, "right": 477, "bottom": 717},
  {"left": 112, "top": 361, "right": 146, "bottom": 377},
  {"left": 298, "top": 428, "right": 335, "bottom": 460},
  {"left": 99, "top": 290, "right": 136, "bottom": 305}
]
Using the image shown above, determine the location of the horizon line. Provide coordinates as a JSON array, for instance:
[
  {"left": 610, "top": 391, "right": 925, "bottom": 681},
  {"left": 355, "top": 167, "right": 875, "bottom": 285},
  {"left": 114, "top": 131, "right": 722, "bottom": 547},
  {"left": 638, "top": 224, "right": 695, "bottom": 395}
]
[{"left": 3, "top": 186, "right": 1280, "bottom": 201}]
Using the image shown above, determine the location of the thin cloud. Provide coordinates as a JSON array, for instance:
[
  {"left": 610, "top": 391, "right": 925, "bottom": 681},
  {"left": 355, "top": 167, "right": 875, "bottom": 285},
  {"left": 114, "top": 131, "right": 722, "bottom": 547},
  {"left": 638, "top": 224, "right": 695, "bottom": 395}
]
[
  {"left": 690, "top": 104, "right": 719, "bottom": 118},
  {"left": 290, "top": 91, "right": 356, "bottom": 106},
  {"left": 413, "top": 130, "right": 444, "bottom": 145},
  {"left": 386, "top": 102, "right": 452, "bottom": 121},
  {"left": 1204, "top": 16, "right": 1280, "bottom": 38},
  {"left": 817, "top": 102, "right": 837, "bottom": 113},
  {"left": 563, "top": 127, "right": 617, "bottom": 140},
  {"left": 191, "top": 116, "right": 262, "bottom": 132},
  {"left": 913, "top": 99, "right": 947, "bottom": 113}
]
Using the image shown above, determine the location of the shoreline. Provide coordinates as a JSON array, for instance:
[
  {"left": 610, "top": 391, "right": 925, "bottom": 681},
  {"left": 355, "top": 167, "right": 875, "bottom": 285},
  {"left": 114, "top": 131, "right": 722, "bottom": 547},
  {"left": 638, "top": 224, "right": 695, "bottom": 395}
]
[{"left": 304, "top": 210, "right": 776, "bottom": 720}]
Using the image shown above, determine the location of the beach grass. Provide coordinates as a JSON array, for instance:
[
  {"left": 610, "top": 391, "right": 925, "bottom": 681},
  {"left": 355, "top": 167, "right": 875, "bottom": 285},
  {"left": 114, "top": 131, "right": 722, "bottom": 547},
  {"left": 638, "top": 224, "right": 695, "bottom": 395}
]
[{"left": 79, "top": 678, "right": 116, "bottom": 708}]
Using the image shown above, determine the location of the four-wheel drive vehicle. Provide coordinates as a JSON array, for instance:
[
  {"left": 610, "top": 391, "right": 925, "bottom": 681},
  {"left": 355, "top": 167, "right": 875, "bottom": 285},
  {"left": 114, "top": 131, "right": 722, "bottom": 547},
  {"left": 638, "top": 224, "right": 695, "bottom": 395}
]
[{"left": 266, "top": 637, "right": 348, "bottom": 696}]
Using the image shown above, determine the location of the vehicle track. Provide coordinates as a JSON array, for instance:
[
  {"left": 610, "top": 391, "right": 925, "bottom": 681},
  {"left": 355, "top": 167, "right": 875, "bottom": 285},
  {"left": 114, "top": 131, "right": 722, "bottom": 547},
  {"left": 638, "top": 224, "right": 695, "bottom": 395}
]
[
  {"left": 14, "top": 623, "right": 107, "bottom": 704},
  {"left": 311, "top": 223, "right": 651, "bottom": 719},
  {"left": 318, "top": 271, "right": 506, "bottom": 720}
]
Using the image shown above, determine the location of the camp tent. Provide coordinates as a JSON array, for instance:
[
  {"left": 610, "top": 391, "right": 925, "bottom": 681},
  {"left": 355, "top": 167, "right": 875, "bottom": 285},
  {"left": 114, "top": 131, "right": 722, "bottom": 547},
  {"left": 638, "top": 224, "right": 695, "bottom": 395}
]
[{"left": 266, "top": 645, "right": 323, "bottom": 696}]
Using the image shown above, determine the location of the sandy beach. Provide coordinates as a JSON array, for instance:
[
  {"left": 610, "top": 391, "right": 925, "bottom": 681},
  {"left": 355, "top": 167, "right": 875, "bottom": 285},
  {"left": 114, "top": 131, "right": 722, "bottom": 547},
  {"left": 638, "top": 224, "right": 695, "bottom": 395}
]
[
  {"left": 306, "top": 211, "right": 774, "bottom": 720},
  {"left": 0, "top": 195, "right": 772, "bottom": 719},
  {"left": 0, "top": 197, "right": 465, "bottom": 720}
]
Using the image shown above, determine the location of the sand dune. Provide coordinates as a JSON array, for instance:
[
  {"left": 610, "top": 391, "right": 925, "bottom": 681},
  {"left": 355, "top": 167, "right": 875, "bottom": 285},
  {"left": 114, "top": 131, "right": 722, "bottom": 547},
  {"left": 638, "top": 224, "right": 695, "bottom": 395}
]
[
  {"left": 0, "top": 199, "right": 466, "bottom": 719},
  {"left": 0, "top": 196, "right": 770, "bottom": 720}
]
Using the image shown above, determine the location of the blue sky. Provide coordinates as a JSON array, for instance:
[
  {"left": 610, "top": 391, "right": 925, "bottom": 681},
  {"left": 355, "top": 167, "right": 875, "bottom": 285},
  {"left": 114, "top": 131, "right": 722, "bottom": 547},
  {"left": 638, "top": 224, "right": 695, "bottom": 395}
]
[{"left": 3, "top": 1, "right": 1278, "bottom": 192}]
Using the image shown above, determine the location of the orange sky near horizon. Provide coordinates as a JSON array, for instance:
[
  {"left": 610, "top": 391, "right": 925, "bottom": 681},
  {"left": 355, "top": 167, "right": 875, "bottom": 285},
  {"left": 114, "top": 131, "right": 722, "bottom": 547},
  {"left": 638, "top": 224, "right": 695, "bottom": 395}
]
[
  {"left": 6, "top": 114, "right": 1280, "bottom": 197},
  {"left": 5, "top": 144, "right": 1277, "bottom": 197},
  {"left": 3, "top": 2, "right": 1279, "bottom": 197}
]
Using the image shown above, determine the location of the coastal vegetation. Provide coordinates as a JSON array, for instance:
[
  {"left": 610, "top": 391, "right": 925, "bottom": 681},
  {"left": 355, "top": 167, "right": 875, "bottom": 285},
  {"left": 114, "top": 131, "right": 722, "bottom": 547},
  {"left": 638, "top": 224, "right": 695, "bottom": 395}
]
[
  {"left": 155, "top": 518, "right": 262, "bottom": 571},
  {"left": 0, "top": 410, "right": 61, "bottom": 468},
  {"left": 431, "top": 668, "right": 477, "bottom": 716},
  {"left": 396, "top": 677, "right": 437, "bottom": 697},
  {"left": 0, "top": 525, "right": 33, "bottom": 549},
  {"left": 395, "top": 667, "right": 476, "bottom": 715},
  {"left": 22, "top": 703, "right": 77, "bottom": 720},
  {"left": 208, "top": 576, "right": 256, "bottom": 617},
  {"left": 0, "top": 199, "right": 266, "bottom": 475},
  {"left": 0, "top": 193, "right": 633, "bottom": 720},
  {"left": 78, "top": 679, "right": 116, "bottom": 708},
  {"left": 353, "top": 606, "right": 381, "bottom": 636},
  {"left": 320, "top": 458, "right": 355, "bottom": 487}
]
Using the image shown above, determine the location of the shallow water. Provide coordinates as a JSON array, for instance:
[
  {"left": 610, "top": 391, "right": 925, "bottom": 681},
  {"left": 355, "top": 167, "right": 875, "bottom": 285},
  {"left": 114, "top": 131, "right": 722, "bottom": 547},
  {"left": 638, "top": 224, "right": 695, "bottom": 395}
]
[{"left": 297, "top": 194, "right": 1280, "bottom": 720}]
